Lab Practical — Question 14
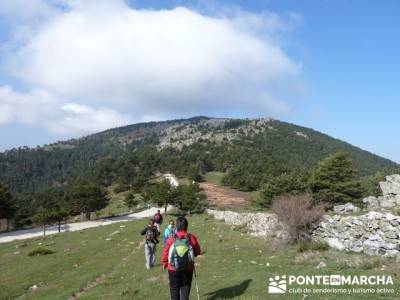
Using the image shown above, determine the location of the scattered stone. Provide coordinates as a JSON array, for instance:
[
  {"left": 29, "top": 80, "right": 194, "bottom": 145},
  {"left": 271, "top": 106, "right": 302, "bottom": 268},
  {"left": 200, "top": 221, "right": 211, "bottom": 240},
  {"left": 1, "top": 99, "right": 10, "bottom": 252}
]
[
  {"left": 250, "top": 260, "right": 257, "bottom": 264},
  {"left": 326, "top": 238, "right": 345, "bottom": 251},
  {"left": 333, "top": 203, "right": 360, "bottom": 214},
  {"left": 109, "top": 230, "right": 120, "bottom": 236},
  {"left": 316, "top": 261, "right": 327, "bottom": 269}
]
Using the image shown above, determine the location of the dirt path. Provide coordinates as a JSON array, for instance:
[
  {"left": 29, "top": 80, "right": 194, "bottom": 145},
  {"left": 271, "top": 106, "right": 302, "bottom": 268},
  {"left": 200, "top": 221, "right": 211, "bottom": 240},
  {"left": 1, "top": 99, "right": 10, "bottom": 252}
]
[
  {"left": 200, "top": 182, "right": 249, "bottom": 208},
  {"left": 0, "top": 206, "right": 173, "bottom": 244}
]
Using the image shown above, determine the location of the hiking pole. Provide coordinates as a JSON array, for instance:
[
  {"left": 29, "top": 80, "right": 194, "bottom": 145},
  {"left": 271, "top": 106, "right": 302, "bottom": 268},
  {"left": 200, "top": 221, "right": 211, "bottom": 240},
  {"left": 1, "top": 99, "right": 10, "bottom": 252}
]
[{"left": 194, "top": 268, "right": 200, "bottom": 300}]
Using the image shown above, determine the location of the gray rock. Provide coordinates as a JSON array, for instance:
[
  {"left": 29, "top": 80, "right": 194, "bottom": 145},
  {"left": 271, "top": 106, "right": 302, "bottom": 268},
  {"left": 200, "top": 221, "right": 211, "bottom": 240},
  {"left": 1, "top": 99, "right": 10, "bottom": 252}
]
[
  {"left": 384, "top": 231, "right": 398, "bottom": 239},
  {"left": 380, "top": 175, "right": 400, "bottom": 195},
  {"left": 333, "top": 203, "right": 360, "bottom": 214},
  {"left": 316, "top": 261, "right": 327, "bottom": 269},
  {"left": 327, "top": 238, "right": 345, "bottom": 251},
  {"left": 385, "top": 250, "right": 399, "bottom": 258}
]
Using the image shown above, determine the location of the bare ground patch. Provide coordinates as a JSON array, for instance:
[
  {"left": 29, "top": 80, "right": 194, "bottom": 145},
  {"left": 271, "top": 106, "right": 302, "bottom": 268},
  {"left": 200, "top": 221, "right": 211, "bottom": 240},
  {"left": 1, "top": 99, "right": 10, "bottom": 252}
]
[{"left": 200, "top": 182, "right": 249, "bottom": 209}]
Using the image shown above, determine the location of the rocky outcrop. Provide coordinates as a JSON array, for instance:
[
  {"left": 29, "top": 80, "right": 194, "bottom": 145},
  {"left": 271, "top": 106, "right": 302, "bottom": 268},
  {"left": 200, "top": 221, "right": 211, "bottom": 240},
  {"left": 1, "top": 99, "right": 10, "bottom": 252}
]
[
  {"left": 208, "top": 208, "right": 400, "bottom": 258},
  {"left": 206, "top": 209, "right": 278, "bottom": 237},
  {"left": 158, "top": 118, "right": 274, "bottom": 150},
  {"left": 363, "top": 175, "right": 400, "bottom": 211},
  {"left": 312, "top": 211, "right": 400, "bottom": 257},
  {"left": 333, "top": 202, "right": 360, "bottom": 214},
  {"left": 380, "top": 174, "right": 400, "bottom": 195}
]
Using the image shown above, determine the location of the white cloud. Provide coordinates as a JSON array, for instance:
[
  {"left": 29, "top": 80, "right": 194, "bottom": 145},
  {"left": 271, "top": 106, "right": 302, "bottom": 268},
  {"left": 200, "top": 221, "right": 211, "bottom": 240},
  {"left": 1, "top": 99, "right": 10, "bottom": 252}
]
[
  {"left": 50, "top": 103, "right": 133, "bottom": 135},
  {"left": 0, "top": 85, "right": 133, "bottom": 136},
  {"left": 5, "top": 0, "right": 302, "bottom": 123},
  {"left": 0, "top": 85, "right": 58, "bottom": 125}
]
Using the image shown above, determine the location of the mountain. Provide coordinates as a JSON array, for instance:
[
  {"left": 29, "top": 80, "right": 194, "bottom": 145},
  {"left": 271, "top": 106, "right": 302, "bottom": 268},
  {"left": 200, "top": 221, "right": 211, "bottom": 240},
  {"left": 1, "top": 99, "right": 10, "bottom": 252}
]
[{"left": 0, "top": 116, "right": 398, "bottom": 194}]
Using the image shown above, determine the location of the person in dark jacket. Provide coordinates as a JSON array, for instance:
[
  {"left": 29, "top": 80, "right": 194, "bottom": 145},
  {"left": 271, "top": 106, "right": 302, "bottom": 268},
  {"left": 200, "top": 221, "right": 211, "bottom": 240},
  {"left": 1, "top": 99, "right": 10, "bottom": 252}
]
[
  {"left": 161, "top": 216, "right": 201, "bottom": 300},
  {"left": 141, "top": 219, "right": 159, "bottom": 269},
  {"left": 153, "top": 209, "right": 163, "bottom": 233}
]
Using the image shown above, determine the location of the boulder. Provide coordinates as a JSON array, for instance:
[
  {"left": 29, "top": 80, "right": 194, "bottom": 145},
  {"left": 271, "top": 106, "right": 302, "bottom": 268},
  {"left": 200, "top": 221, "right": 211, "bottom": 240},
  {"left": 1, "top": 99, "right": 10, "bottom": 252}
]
[
  {"left": 380, "top": 175, "right": 400, "bottom": 195},
  {"left": 326, "top": 238, "right": 345, "bottom": 251},
  {"left": 363, "top": 175, "right": 400, "bottom": 212},
  {"left": 333, "top": 202, "right": 360, "bottom": 214}
]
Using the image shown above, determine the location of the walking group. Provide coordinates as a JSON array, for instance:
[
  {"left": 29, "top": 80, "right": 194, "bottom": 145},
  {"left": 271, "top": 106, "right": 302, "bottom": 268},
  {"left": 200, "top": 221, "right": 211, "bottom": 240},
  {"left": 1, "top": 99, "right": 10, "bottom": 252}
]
[{"left": 140, "top": 210, "right": 201, "bottom": 300}]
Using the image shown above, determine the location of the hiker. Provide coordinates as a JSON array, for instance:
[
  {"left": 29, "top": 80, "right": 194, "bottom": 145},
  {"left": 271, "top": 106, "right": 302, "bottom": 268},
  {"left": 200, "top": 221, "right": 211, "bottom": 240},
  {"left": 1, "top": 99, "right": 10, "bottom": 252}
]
[
  {"left": 140, "top": 219, "right": 160, "bottom": 269},
  {"left": 161, "top": 216, "right": 201, "bottom": 300},
  {"left": 153, "top": 209, "right": 163, "bottom": 232},
  {"left": 164, "top": 220, "right": 176, "bottom": 244}
]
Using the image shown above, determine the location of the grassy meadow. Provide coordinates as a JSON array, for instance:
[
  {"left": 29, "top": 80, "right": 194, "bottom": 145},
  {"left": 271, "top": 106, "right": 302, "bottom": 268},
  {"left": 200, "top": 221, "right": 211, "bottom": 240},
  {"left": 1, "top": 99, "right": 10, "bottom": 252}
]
[{"left": 1, "top": 213, "right": 399, "bottom": 300}]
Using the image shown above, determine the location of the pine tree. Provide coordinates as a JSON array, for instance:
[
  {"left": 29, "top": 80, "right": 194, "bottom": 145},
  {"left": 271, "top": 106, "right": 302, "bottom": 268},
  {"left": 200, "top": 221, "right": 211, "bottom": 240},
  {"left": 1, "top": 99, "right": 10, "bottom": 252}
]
[
  {"left": 32, "top": 207, "right": 57, "bottom": 236},
  {"left": 259, "top": 170, "right": 310, "bottom": 207},
  {"left": 174, "top": 183, "right": 207, "bottom": 214},
  {"left": 0, "top": 183, "right": 15, "bottom": 230},
  {"left": 310, "top": 153, "right": 364, "bottom": 205},
  {"left": 144, "top": 180, "right": 175, "bottom": 214},
  {"left": 68, "top": 181, "right": 109, "bottom": 220},
  {"left": 124, "top": 192, "right": 139, "bottom": 212}
]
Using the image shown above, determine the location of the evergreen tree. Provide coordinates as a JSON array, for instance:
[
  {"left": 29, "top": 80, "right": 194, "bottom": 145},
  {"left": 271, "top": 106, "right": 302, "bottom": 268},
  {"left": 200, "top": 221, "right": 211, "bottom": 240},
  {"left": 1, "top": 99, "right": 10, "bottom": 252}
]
[
  {"left": 258, "top": 170, "right": 311, "bottom": 207},
  {"left": 310, "top": 153, "right": 364, "bottom": 205},
  {"left": 32, "top": 207, "right": 57, "bottom": 236},
  {"left": 174, "top": 183, "right": 207, "bottom": 214},
  {"left": 124, "top": 192, "right": 139, "bottom": 212},
  {"left": 0, "top": 183, "right": 15, "bottom": 230},
  {"left": 68, "top": 181, "right": 109, "bottom": 220},
  {"left": 188, "top": 165, "right": 204, "bottom": 182},
  {"left": 144, "top": 180, "right": 175, "bottom": 214},
  {"left": 38, "top": 187, "right": 68, "bottom": 232}
]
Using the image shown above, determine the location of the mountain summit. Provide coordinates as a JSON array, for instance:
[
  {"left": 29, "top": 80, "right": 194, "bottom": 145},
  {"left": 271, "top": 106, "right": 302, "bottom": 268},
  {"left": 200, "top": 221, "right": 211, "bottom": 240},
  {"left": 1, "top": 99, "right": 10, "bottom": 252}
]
[{"left": 0, "top": 116, "right": 398, "bottom": 194}]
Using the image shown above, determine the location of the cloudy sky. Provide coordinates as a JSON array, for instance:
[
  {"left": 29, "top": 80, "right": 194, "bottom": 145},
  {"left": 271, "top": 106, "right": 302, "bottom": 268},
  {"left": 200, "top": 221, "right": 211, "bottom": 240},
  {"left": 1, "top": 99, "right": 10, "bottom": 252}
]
[{"left": 0, "top": 0, "right": 399, "bottom": 162}]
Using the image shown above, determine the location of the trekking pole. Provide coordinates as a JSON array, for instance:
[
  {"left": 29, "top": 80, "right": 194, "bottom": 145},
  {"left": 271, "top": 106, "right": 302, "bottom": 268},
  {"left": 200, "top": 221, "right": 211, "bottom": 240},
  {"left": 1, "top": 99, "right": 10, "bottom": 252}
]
[{"left": 194, "top": 268, "right": 200, "bottom": 300}]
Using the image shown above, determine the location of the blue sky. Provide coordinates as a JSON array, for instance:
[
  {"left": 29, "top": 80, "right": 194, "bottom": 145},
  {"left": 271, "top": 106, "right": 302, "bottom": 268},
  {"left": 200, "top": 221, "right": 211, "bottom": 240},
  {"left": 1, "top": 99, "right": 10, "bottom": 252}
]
[{"left": 0, "top": 0, "right": 399, "bottom": 162}]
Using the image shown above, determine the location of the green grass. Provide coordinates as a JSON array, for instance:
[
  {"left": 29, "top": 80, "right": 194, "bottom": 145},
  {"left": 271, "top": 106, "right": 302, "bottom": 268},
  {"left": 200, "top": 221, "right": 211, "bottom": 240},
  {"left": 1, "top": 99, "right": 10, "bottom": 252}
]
[
  {"left": 94, "top": 186, "right": 145, "bottom": 219},
  {"left": 205, "top": 172, "right": 226, "bottom": 185},
  {"left": 1, "top": 214, "right": 399, "bottom": 299}
]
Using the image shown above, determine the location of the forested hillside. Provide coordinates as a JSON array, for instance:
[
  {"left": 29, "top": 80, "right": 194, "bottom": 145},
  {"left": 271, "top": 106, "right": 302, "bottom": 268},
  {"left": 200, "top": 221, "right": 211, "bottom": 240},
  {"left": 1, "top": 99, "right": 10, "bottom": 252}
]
[{"left": 0, "top": 116, "right": 397, "bottom": 194}]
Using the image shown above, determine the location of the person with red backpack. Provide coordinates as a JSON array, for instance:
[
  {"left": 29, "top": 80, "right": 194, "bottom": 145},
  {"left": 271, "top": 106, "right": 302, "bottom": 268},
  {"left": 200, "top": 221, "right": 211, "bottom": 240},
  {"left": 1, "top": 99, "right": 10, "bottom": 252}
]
[
  {"left": 153, "top": 209, "right": 163, "bottom": 233},
  {"left": 161, "top": 216, "right": 201, "bottom": 300},
  {"left": 140, "top": 219, "right": 160, "bottom": 269}
]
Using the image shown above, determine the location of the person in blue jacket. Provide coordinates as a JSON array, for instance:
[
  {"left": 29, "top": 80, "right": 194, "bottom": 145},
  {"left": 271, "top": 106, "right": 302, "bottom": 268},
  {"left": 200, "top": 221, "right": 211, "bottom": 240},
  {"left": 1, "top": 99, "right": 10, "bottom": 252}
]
[{"left": 164, "top": 220, "right": 176, "bottom": 244}]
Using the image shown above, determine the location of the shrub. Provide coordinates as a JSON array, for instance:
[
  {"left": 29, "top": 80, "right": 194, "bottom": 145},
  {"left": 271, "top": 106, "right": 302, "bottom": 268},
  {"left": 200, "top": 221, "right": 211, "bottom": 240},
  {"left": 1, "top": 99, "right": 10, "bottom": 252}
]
[
  {"left": 258, "top": 170, "right": 310, "bottom": 208},
  {"left": 272, "top": 194, "right": 325, "bottom": 243},
  {"left": 28, "top": 248, "right": 55, "bottom": 256}
]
